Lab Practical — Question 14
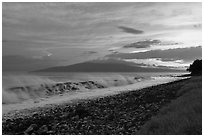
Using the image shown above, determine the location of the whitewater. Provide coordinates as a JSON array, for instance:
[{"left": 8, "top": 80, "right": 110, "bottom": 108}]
[{"left": 2, "top": 72, "right": 188, "bottom": 114}]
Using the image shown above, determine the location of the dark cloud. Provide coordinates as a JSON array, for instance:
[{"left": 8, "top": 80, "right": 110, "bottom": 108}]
[
  {"left": 123, "top": 39, "right": 180, "bottom": 49},
  {"left": 118, "top": 26, "right": 144, "bottom": 34},
  {"left": 83, "top": 51, "right": 97, "bottom": 54},
  {"left": 107, "top": 46, "right": 202, "bottom": 62},
  {"left": 123, "top": 39, "right": 161, "bottom": 48}
]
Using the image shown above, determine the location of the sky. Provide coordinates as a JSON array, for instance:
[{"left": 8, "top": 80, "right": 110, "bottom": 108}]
[{"left": 2, "top": 2, "right": 202, "bottom": 72}]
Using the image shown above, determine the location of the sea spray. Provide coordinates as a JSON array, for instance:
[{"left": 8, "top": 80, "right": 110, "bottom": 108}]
[
  {"left": 2, "top": 75, "right": 56, "bottom": 104},
  {"left": 3, "top": 75, "right": 55, "bottom": 88},
  {"left": 2, "top": 88, "right": 20, "bottom": 104},
  {"left": 2, "top": 73, "right": 146, "bottom": 104},
  {"left": 67, "top": 73, "right": 143, "bottom": 87}
]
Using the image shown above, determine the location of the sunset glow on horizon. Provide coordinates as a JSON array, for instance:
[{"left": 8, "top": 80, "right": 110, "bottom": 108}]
[{"left": 2, "top": 2, "right": 202, "bottom": 71}]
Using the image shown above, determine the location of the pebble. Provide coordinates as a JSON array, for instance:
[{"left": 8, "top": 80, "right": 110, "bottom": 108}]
[
  {"left": 37, "top": 125, "right": 48, "bottom": 135},
  {"left": 32, "top": 112, "right": 38, "bottom": 117},
  {"left": 24, "top": 124, "right": 37, "bottom": 135}
]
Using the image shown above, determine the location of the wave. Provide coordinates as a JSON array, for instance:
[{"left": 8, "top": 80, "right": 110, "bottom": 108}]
[{"left": 2, "top": 74, "right": 144, "bottom": 105}]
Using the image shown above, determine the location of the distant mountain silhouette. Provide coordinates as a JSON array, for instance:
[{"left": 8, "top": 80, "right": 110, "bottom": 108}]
[{"left": 34, "top": 59, "right": 184, "bottom": 72}]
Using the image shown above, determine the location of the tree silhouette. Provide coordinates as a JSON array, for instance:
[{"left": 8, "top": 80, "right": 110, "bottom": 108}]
[{"left": 187, "top": 59, "right": 202, "bottom": 75}]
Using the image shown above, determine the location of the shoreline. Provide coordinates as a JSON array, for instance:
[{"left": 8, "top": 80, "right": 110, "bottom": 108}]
[
  {"left": 2, "top": 77, "right": 191, "bottom": 135},
  {"left": 2, "top": 76, "right": 187, "bottom": 114}
]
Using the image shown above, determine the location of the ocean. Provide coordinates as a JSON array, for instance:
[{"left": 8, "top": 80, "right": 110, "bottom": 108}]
[
  {"left": 3, "top": 72, "right": 185, "bottom": 89},
  {"left": 2, "top": 72, "right": 188, "bottom": 113}
]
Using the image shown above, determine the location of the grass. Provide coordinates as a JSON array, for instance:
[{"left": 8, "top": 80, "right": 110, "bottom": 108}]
[{"left": 138, "top": 76, "right": 202, "bottom": 135}]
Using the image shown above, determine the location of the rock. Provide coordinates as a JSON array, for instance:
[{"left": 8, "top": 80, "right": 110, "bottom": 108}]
[
  {"left": 145, "top": 104, "right": 151, "bottom": 108},
  {"left": 51, "top": 124, "right": 58, "bottom": 130},
  {"left": 24, "top": 124, "right": 37, "bottom": 135},
  {"left": 47, "top": 130, "right": 55, "bottom": 134},
  {"left": 18, "top": 123, "right": 23, "bottom": 128},
  {"left": 6, "top": 119, "right": 12, "bottom": 123},
  {"left": 72, "top": 115, "right": 79, "bottom": 120},
  {"left": 37, "top": 125, "right": 48, "bottom": 135},
  {"left": 32, "top": 112, "right": 38, "bottom": 117}
]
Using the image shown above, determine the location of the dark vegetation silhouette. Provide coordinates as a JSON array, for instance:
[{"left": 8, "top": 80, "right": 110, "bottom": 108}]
[{"left": 187, "top": 59, "right": 202, "bottom": 76}]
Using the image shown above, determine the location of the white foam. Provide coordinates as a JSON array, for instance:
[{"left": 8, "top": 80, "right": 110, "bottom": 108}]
[{"left": 2, "top": 76, "right": 186, "bottom": 114}]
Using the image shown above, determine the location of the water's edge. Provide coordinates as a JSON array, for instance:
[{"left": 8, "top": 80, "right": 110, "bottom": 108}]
[{"left": 2, "top": 76, "right": 188, "bottom": 114}]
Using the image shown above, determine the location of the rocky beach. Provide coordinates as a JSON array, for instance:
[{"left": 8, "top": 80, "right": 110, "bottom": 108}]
[
  {"left": 2, "top": 77, "right": 193, "bottom": 135},
  {"left": 2, "top": 2, "right": 202, "bottom": 135}
]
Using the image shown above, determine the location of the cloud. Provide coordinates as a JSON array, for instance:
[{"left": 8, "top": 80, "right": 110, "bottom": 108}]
[
  {"left": 2, "top": 3, "right": 202, "bottom": 72},
  {"left": 123, "top": 39, "right": 161, "bottom": 48},
  {"left": 124, "top": 58, "right": 189, "bottom": 68},
  {"left": 122, "top": 39, "right": 182, "bottom": 49},
  {"left": 107, "top": 46, "right": 202, "bottom": 62},
  {"left": 118, "top": 26, "right": 144, "bottom": 34},
  {"left": 83, "top": 51, "right": 97, "bottom": 55}
]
